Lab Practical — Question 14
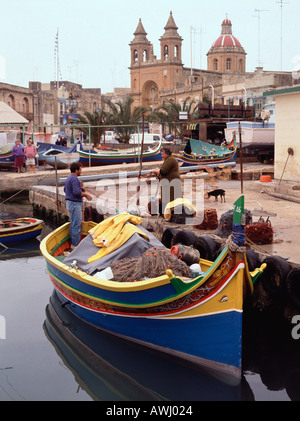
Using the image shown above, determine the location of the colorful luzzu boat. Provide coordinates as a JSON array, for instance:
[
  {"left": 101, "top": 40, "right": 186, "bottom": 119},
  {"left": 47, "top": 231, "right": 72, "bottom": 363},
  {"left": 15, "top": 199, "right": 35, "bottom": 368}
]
[
  {"left": 76, "top": 141, "right": 162, "bottom": 166},
  {"left": 40, "top": 197, "right": 265, "bottom": 383},
  {"left": 174, "top": 137, "right": 237, "bottom": 168},
  {"left": 0, "top": 217, "right": 43, "bottom": 246}
]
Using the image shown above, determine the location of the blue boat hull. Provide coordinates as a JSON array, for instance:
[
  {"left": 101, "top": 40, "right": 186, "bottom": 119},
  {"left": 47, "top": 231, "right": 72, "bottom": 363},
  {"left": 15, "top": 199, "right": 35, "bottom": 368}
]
[
  {"left": 0, "top": 228, "right": 42, "bottom": 245},
  {"left": 56, "top": 289, "right": 242, "bottom": 378},
  {"left": 78, "top": 153, "right": 162, "bottom": 166}
]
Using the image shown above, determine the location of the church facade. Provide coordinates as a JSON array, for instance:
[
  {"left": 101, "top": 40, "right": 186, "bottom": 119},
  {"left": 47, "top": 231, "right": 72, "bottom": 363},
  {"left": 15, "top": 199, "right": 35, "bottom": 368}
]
[
  {"left": 129, "top": 12, "right": 248, "bottom": 109},
  {"left": 129, "top": 12, "right": 294, "bottom": 115}
]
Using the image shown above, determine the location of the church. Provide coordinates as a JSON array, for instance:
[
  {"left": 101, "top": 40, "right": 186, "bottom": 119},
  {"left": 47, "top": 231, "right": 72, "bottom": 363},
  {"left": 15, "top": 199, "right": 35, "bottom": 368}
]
[{"left": 129, "top": 12, "right": 293, "bottom": 115}]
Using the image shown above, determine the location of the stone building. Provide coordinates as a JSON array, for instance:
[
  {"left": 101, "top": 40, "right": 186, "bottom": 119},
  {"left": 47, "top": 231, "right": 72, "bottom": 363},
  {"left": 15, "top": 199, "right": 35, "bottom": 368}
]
[
  {"left": 129, "top": 12, "right": 247, "bottom": 109},
  {"left": 29, "top": 80, "right": 101, "bottom": 130},
  {"left": 0, "top": 82, "right": 34, "bottom": 128},
  {"left": 129, "top": 12, "right": 185, "bottom": 109},
  {"left": 0, "top": 80, "right": 101, "bottom": 135},
  {"left": 128, "top": 12, "right": 297, "bottom": 119}
]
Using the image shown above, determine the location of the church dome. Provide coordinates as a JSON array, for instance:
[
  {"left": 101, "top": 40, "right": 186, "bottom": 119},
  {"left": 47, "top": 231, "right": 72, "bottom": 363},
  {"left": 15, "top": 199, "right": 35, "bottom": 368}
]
[
  {"left": 207, "top": 17, "right": 246, "bottom": 73},
  {"left": 211, "top": 34, "right": 242, "bottom": 48},
  {"left": 209, "top": 18, "right": 244, "bottom": 50}
]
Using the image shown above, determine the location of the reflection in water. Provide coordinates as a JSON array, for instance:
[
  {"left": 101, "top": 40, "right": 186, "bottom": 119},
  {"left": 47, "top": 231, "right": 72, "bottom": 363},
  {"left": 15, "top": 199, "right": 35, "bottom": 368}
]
[
  {"left": 243, "top": 307, "right": 300, "bottom": 401},
  {"left": 44, "top": 290, "right": 243, "bottom": 401},
  {"left": 44, "top": 289, "right": 300, "bottom": 401},
  {"left": 0, "top": 238, "right": 41, "bottom": 259}
]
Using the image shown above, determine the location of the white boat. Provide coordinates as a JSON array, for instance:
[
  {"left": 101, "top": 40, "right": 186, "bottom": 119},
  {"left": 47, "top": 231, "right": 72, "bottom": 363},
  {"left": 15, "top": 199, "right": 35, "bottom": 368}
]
[{"left": 225, "top": 103, "right": 275, "bottom": 162}]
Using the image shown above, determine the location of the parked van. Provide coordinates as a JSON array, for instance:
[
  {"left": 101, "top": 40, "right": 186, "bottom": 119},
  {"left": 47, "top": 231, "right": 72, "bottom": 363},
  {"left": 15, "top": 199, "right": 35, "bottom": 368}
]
[{"left": 129, "top": 133, "right": 161, "bottom": 144}]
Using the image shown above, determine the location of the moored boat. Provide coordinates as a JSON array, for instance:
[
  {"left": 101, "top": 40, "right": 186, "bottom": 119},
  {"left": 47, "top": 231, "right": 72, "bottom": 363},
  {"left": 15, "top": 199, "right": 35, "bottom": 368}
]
[
  {"left": 40, "top": 198, "right": 265, "bottom": 382},
  {"left": 76, "top": 141, "right": 162, "bottom": 166},
  {"left": 0, "top": 143, "right": 15, "bottom": 168},
  {"left": 0, "top": 217, "right": 43, "bottom": 245},
  {"left": 173, "top": 137, "right": 237, "bottom": 168}
]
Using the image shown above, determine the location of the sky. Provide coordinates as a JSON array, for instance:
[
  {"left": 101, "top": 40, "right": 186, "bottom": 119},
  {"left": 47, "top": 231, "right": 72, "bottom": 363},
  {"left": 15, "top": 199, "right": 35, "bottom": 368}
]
[{"left": 1, "top": 0, "right": 300, "bottom": 94}]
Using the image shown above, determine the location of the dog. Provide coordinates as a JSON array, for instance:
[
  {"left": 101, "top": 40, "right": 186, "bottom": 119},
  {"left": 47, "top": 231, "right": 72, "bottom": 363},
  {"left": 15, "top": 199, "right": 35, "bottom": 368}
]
[{"left": 206, "top": 189, "right": 226, "bottom": 203}]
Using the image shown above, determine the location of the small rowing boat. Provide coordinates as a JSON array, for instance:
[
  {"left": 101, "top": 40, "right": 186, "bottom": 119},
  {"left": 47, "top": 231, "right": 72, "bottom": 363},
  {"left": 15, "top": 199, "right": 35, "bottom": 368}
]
[{"left": 0, "top": 217, "right": 43, "bottom": 245}]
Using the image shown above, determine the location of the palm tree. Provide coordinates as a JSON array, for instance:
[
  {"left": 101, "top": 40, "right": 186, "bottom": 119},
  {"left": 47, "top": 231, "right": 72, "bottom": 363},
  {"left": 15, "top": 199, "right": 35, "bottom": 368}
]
[
  {"left": 104, "top": 97, "right": 149, "bottom": 143},
  {"left": 75, "top": 109, "right": 106, "bottom": 146},
  {"left": 151, "top": 100, "right": 199, "bottom": 137}
]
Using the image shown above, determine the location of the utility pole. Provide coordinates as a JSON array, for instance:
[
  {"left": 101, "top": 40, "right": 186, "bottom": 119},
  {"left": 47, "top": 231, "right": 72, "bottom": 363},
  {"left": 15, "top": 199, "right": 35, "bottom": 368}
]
[
  {"left": 253, "top": 9, "right": 269, "bottom": 67},
  {"left": 190, "top": 25, "right": 205, "bottom": 76},
  {"left": 277, "top": 0, "right": 288, "bottom": 71}
]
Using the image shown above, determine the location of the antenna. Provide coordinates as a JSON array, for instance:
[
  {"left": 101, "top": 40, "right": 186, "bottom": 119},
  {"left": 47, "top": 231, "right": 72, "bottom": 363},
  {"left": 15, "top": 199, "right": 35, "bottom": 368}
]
[
  {"left": 277, "top": 0, "right": 288, "bottom": 71},
  {"left": 253, "top": 9, "right": 269, "bottom": 67},
  {"left": 190, "top": 25, "right": 206, "bottom": 76}
]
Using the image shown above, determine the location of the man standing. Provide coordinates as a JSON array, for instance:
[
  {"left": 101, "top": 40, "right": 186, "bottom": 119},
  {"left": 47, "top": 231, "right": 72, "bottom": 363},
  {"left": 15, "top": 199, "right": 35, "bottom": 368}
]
[
  {"left": 64, "top": 162, "right": 92, "bottom": 249},
  {"left": 151, "top": 147, "right": 182, "bottom": 211}
]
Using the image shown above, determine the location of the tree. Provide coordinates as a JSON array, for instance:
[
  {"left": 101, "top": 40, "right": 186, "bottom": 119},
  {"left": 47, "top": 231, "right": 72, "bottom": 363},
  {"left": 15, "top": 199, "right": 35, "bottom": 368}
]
[
  {"left": 104, "top": 97, "right": 149, "bottom": 143},
  {"left": 150, "top": 100, "right": 199, "bottom": 137},
  {"left": 74, "top": 109, "right": 106, "bottom": 146}
]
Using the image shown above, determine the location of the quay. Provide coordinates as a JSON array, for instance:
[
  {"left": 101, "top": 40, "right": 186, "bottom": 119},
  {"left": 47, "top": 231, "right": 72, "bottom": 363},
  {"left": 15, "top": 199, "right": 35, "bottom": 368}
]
[
  {"left": 0, "top": 160, "right": 274, "bottom": 194},
  {"left": 2, "top": 161, "right": 300, "bottom": 265}
]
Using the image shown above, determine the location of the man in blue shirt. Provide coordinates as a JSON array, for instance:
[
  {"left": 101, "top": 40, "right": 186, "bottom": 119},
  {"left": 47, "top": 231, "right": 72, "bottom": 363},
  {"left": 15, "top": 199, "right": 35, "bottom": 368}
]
[{"left": 64, "top": 162, "right": 92, "bottom": 249}]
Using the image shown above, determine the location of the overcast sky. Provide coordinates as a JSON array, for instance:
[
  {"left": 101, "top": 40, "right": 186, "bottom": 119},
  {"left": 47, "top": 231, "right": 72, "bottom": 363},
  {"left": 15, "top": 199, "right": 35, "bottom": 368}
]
[{"left": 1, "top": 0, "right": 299, "bottom": 93}]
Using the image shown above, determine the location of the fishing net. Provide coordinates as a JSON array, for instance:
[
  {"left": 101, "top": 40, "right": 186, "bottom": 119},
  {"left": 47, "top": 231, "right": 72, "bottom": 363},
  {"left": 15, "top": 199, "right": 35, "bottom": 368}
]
[
  {"left": 194, "top": 209, "right": 218, "bottom": 230},
  {"left": 245, "top": 221, "right": 273, "bottom": 245},
  {"left": 110, "top": 247, "right": 194, "bottom": 282},
  {"left": 215, "top": 209, "right": 252, "bottom": 238}
]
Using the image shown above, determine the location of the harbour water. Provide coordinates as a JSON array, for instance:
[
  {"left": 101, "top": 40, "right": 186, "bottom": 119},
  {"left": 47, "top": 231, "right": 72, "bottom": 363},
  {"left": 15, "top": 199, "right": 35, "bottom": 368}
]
[{"left": 0, "top": 199, "right": 299, "bottom": 401}]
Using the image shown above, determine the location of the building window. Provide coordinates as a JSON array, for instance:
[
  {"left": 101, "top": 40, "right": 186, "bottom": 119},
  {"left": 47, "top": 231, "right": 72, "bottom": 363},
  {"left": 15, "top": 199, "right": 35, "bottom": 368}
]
[
  {"left": 143, "top": 50, "right": 147, "bottom": 62},
  {"left": 214, "top": 59, "right": 218, "bottom": 71},
  {"left": 134, "top": 50, "right": 138, "bottom": 62},
  {"left": 8, "top": 94, "right": 15, "bottom": 109},
  {"left": 226, "top": 58, "right": 232, "bottom": 71},
  {"left": 23, "top": 97, "right": 29, "bottom": 114},
  {"left": 164, "top": 45, "right": 168, "bottom": 60},
  {"left": 174, "top": 45, "right": 178, "bottom": 58}
]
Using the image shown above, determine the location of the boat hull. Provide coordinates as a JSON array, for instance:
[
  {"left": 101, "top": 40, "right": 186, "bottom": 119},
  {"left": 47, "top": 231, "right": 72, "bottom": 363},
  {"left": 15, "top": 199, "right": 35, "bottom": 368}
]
[
  {"left": 56, "top": 287, "right": 242, "bottom": 379},
  {"left": 0, "top": 218, "right": 43, "bottom": 245},
  {"left": 175, "top": 152, "right": 236, "bottom": 168}
]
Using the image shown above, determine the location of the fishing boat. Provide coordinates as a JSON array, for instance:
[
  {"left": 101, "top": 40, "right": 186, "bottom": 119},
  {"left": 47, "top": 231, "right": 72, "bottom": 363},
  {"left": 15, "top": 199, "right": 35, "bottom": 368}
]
[
  {"left": 40, "top": 197, "right": 265, "bottom": 382},
  {"left": 0, "top": 143, "right": 15, "bottom": 168},
  {"left": 76, "top": 141, "right": 162, "bottom": 166},
  {"left": 0, "top": 217, "right": 43, "bottom": 245},
  {"left": 36, "top": 142, "right": 79, "bottom": 168},
  {"left": 41, "top": 150, "right": 79, "bottom": 169},
  {"left": 173, "top": 137, "right": 237, "bottom": 168}
]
